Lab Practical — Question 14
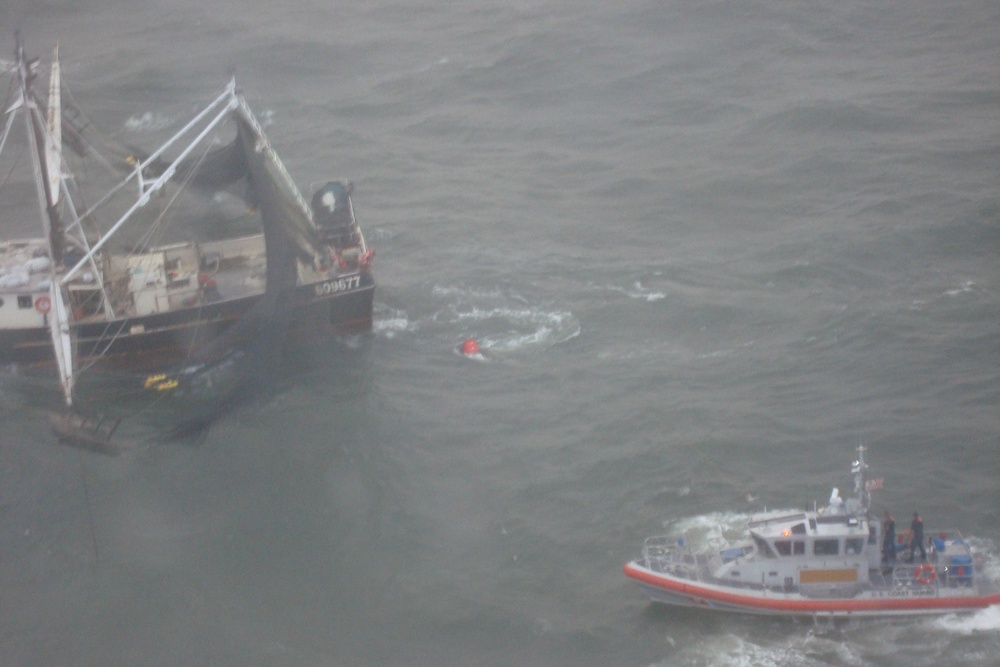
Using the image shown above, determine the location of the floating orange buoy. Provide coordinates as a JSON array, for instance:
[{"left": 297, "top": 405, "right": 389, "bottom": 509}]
[{"left": 460, "top": 338, "right": 480, "bottom": 355}]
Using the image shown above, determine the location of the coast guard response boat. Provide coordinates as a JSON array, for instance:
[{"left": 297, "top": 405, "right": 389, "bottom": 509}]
[{"left": 624, "top": 447, "right": 1000, "bottom": 617}]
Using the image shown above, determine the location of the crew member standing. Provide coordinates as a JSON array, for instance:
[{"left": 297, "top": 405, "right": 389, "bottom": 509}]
[
  {"left": 882, "top": 510, "right": 896, "bottom": 563},
  {"left": 909, "top": 511, "right": 926, "bottom": 562}
]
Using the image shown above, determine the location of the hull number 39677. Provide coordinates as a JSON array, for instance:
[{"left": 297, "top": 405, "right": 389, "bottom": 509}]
[{"left": 313, "top": 274, "right": 362, "bottom": 296}]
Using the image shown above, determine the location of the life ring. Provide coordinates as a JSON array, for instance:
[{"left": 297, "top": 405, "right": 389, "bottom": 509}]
[
  {"left": 914, "top": 562, "right": 936, "bottom": 585},
  {"left": 34, "top": 295, "right": 51, "bottom": 314}
]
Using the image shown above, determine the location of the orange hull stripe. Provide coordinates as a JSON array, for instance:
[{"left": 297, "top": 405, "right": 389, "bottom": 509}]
[{"left": 623, "top": 563, "right": 1000, "bottom": 613}]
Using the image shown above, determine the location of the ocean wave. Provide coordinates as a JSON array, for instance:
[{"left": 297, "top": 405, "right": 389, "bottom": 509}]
[
  {"left": 943, "top": 280, "right": 976, "bottom": 297},
  {"left": 662, "top": 631, "right": 864, "bottom": 667},
  {"left": 928, "top": 605, "right": 1000, "bottom": 636},
  {"left": 373, "top": 305, "right": 411, "bottom": 338},
  {"left": 604, "top": 279, "right": 667, "bottom": 302},
  {"left": 660, "top": 511, "right": 753, "bottom": 552},
  {"left": 453, "top": 305, "right": 579, "bottom": 352},
  {"left": 427, "top": 283, "right": 580, "bottom": 353},
  {"left": 124, "top": 111, "right": 175, "bottom": 133}
]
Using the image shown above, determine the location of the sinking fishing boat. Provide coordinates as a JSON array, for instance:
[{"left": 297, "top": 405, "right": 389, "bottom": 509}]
[
  {"left": 0, "top": 36, "right": 374, "bottom": 427},
  {"left": 624, "top": 446, "right": 1000, "bottom": 617}
]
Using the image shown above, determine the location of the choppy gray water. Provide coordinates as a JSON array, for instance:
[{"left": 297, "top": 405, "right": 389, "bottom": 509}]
[{"left": 1, "top": 1, "right": 998, "bottom": 665}]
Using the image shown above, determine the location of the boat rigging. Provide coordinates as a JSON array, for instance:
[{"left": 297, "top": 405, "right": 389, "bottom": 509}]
[{"left": 1, "top": 35, "right": 376, "bottom": 448}]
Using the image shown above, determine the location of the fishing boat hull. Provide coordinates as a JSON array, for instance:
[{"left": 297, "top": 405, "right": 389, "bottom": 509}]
[
  {"left": 3, "top": 40, "right": 378, "bottom": 417},
  {"left": 0, "top": 270, "right": 374, "bottom": 371},
  {"left": 624, "top": 560, "right": 1000, "bottom": 618},
  {"left": 290, "top": 271, "right": 376, "bottom": 337}
]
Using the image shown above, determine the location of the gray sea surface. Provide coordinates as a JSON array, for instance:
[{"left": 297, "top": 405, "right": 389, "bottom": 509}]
[{"left": 1, "top": 1, "right": 999, "bottom": 665}]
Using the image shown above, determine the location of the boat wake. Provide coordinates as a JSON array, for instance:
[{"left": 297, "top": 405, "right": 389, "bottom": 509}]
[
  {"left": 662, "top": 631, "right": 862, "bottom": 667},
  {"left": 372, "top": 304, "right": 411, "bottom": 339},
  {"left": 450, "top": 302, "right": 578, "bottom": 352},
  {"left": 929, "top": 605, "right": 1000, "bottom": 635},
  {"left": 377, "top": 284, "right": 580, "bottom": 355},
  {"left": 440, "top": 284, "right": 579, "bottom": 351}
]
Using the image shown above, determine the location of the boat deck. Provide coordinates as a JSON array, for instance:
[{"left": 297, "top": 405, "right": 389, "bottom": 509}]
[{"left": 1, "top": 235, "right": 269, "bottom": 323}]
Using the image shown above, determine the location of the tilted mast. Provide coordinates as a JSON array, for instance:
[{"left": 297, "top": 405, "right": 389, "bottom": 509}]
[
  {"left": 16, "top": 36, "right": 65, "bottom": 264},
  {"left": 45, "top": 45, "right": 61, "bottom": 219},
  {"left": 14, "top": 36, "right": 75, "bottom": 406}
]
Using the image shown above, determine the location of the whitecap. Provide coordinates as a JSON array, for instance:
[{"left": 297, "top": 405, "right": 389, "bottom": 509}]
[
  {"left": 696, "top": 340, "right": 754, "bottom": 361},
  {"left": 663, "top": 508, "right": 808, "bottom": 553},
  {"left": 432, "top": 283, "right": 506, "bottom": 300},
  {"left": 604, "top": 279, "right": 667, "bottom": 302},
  {"left": 124, "top": 111, "right": 173, "bottom": 132},
  {"left": 456, "top": 305, "right": 580, "bottom": 352},
  {"left": 944, "top": 281, "right": 975, "bottom": 297},
  {"left": 366, "top": 227, "right": 395, "bottom": 242},
  {"left": 416, "top": 56, "right": 452, "bottom": 73},
  {"left": 597, "top": 339, "right": 678, "bottom": 361},
  {"left": 928, "top": 606, "right": 1000, "bottom": 635},
  {"left": 669, "top": 632, "right": 855, "bottom": 667},
  {"left": 428, "top": 283, "right": 579, "bottom": 353},
  {"left": 257, "top": 109, "right": 275, "bottom": 128},
  {"left": 661, "top": 511, "right": 753, "bottom": 552},
  {"left": 454, "top": 348, "right": 487, "bottom": 362},
  {"left": 374, "top": 306, "right": 412, "bottom": 338}
]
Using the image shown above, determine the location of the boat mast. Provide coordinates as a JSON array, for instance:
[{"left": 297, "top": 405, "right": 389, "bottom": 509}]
[
  {"left": 852, "top": 445, "right": 869, "bottom": 513},
  {"left": 15, "top": 35, "right": 75, "bottom": 407},
  {"left": 45, "top": 45, "right": 62, "bottom": 219},
  {"left": 16, "top": 34, "right": 65, "bottom": 263}
]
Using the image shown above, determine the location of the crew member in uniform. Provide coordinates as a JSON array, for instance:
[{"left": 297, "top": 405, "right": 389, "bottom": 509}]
[
  {"left": 909, "top": 511, "right": 926, "bottom": 562},
  {"left": 881, "top": 510, "right": 896, "bottom": 563}
]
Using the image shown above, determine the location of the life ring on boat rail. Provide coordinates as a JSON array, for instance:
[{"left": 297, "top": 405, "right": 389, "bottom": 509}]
[
  {"left": 914, "top": 562, "right": 936, "bottom": 585},
  {"left": 34, "top": 295, "right": 51, "bottom": 314}
]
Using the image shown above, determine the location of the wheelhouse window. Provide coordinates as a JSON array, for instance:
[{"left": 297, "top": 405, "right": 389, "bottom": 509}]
[
  {"left": 814, "top": 539, "right": 839, "bottom": 556},
  {"left": 845, "top": 538, "right": 865, "bottom": 555},
  {"left": 775, "top": 540, "right": 806, "bottom": 557},
  {"left": 791, "top": 523, "right": 807, "bottom": 535},
  {"left": 752, "top": 535, "right": 776, "bottom": 558},
  {"left": 18, "top": 295, "right": 32, "bottom": 309}
]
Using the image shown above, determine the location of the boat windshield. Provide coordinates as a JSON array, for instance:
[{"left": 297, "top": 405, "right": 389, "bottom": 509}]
[{"left": 752, "top": 534, "right": 776, "bottom": 558}]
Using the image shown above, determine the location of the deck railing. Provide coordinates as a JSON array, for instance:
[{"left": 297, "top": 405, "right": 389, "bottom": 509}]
[{"left": 641, "top": 537, "right": 707, "bottom": 582}]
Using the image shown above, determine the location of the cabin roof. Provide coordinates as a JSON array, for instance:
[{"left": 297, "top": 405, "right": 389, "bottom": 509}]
[{"left": 750, "top": 512, "right": 870, "bottom": 540}]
